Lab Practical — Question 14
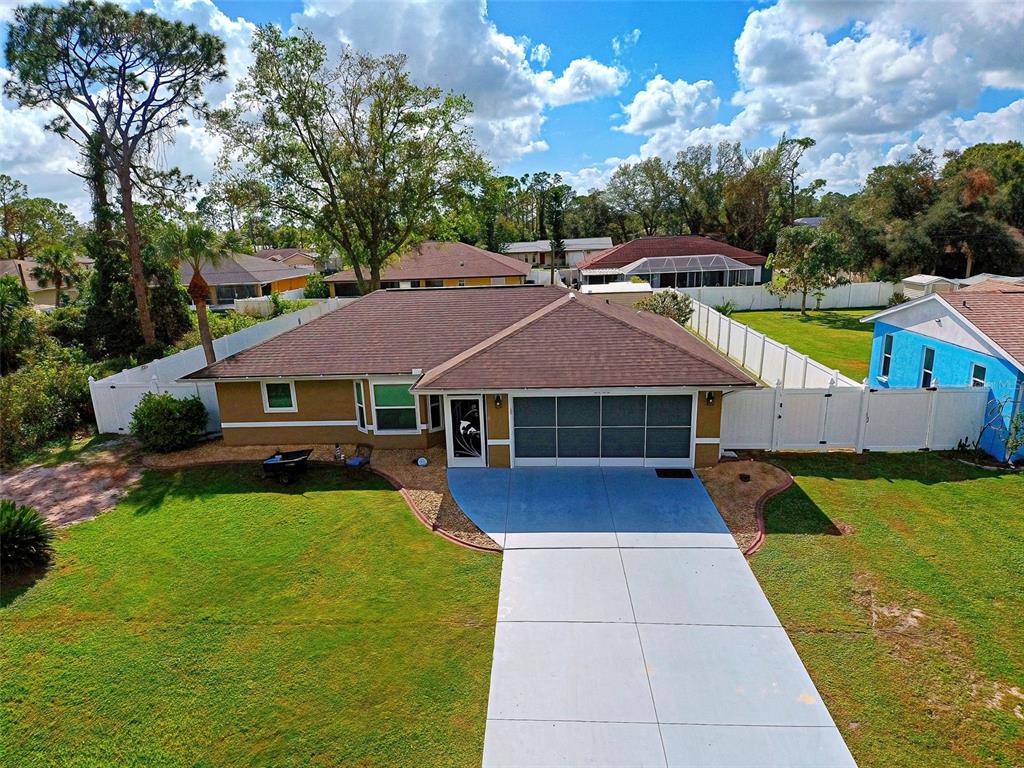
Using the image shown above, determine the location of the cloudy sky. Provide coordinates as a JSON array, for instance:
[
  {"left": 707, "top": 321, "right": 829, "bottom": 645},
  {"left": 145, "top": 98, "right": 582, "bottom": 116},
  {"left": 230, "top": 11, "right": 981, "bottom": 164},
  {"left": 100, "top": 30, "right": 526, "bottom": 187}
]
[{"left": 2, "top": 0, "right": 1022, "bottom": 219}]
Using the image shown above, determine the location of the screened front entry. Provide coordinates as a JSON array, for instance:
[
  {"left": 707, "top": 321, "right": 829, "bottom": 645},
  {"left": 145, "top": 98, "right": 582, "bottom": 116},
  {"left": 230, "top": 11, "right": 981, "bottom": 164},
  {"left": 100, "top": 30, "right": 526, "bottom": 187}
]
[{"left": 512, "top": 394, "right": 695, "bottom": 468}]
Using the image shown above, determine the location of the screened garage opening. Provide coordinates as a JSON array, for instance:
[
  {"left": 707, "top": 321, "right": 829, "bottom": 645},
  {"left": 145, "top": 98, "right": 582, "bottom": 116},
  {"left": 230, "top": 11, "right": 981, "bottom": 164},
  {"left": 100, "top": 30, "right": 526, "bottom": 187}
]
[{"left": 511, "top": 394, "right": 694, "bottom": 467}]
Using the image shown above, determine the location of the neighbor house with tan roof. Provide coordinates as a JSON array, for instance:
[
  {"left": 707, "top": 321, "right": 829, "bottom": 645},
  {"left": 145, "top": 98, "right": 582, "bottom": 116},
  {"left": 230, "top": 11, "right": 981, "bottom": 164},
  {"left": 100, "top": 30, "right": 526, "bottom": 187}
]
[
  {"left": 254, "top": 247, "right": 319, "bottom": 269},
  {"left": 863, "top": 289, "right": 1024, "bottom": 461},
  {"left": 323, "top": 241, "right": 531, "bottom": 296},
  {"left": 179, "top": 253, "right": 312, "bottom": 307},
  {"left": 184, "top": 284, "right": 756, "bottom": 468},
  {"left": 578, "top": 235, "right": 768, "bottom": 289}
]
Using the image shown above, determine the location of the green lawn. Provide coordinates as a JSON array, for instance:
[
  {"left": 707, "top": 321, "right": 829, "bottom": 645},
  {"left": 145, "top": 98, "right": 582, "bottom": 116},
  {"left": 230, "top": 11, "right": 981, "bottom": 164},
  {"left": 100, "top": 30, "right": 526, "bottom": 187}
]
[
  {"left": 751, "top": 453, "right": 1024, "bottom": 768},
  {"left": 732, "top": 308, "right": 878, "bottom": 381},
  {"left": 0, "top": 466, "right": 501, "bottom": 767}
]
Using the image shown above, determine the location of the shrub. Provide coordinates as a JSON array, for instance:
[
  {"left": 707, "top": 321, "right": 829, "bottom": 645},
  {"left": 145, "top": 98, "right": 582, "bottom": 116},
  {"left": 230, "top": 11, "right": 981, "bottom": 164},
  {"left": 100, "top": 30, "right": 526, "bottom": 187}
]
[
  {"left": 713, "top": 300, "right": 737, "bottom": 317},
  {"left": 0, "top": 500, "right": 54, "bottom": 577},
  {"left": 130, "top": 393, "right": 208, "bottom": 453},
  {"left": 887, "top": 290, "right": 908, "bottom": 307},
  {"left": 0, "top": 341, "right": 92, "bottom": 464},
  {"left": 634, "top": 291, "right": 695, "bottom": 326},
  {"left": 304, "top": 272, "right": 329, "bottom": 298}
]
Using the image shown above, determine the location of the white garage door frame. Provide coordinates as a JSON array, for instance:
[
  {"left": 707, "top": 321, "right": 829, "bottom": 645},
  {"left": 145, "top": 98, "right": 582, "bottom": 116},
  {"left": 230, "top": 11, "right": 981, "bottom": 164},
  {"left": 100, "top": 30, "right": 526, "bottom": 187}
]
[{"left": 507, "top": 387, "right": 699, "bottom": 469}]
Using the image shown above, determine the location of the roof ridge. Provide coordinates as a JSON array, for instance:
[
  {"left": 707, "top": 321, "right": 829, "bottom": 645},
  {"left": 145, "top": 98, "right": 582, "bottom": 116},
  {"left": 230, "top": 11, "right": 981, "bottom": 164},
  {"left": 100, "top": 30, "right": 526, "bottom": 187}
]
[
  {"left": 415, "top": 291, "right": 574, "bottom": 388},
  {"left": 578, "top": 295, "right": 753, "bottom": 380}
]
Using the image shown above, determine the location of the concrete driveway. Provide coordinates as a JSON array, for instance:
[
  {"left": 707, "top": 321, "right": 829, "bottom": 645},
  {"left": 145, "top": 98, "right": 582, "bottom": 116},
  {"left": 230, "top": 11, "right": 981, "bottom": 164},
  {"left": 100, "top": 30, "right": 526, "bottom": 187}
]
[{"left": 448, "top": 467, "right": 856, "bottom": 768}]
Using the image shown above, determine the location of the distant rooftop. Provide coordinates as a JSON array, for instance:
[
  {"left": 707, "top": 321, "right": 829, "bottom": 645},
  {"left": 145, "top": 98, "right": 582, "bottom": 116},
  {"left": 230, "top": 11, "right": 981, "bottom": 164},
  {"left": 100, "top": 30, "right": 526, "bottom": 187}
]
[{"left": 503, "top": 237, "right": 613, "bottom": 254}]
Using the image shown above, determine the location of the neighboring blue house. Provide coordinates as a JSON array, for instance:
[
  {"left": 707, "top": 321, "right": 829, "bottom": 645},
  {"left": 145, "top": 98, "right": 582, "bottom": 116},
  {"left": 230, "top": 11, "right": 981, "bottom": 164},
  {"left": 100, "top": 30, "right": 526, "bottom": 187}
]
[{"left": 862, "top": 288, "right": 1024, "bottom": 462}]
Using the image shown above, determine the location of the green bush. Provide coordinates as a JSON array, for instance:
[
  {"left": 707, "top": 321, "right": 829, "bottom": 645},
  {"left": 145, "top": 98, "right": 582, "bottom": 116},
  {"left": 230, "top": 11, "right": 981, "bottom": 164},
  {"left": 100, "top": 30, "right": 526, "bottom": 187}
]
[
  {"left": 713, "top": 300, "right": 737, "bottom": 317},
  {"left": 304, "top": 272, "right": 329, "bottom": 298},
  {"left": 0, "top": 341, "right": 92, "bottom": 464},
  {"left": 0, "top": 500, "right": 54, "bottom": 577},
  {"left": 887, "top": 290, "right": 908, "bottom": 307},
  {"left": 634, "top": 291, "right": 695, "bottom": 326},
  {"left": 171, "top": 310, "right": 260, "bottom": 352},
  {"left": 130, "top": 393, "right": 208, "bottom": 453}
]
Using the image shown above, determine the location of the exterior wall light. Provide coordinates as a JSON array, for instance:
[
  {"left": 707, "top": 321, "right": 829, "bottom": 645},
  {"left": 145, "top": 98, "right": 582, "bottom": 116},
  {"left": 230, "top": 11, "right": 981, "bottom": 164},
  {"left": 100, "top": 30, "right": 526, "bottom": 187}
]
[
  {"left": 705, "top": 391, "right": 715, "bottom": 407},
  {"left": 494, "top": 394, "right": 503, "bottom": 408}
]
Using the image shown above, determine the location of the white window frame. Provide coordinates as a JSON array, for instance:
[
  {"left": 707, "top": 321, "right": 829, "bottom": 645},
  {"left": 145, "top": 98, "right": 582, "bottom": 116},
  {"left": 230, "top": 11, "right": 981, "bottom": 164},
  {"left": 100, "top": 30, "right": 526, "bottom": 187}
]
[
  {"left": 920, "top": 346, "right": 936, "bottom": 388},
  {"left": 369, "top": 380, "right": 422, "bottom": 435},
  {"left": 880, "top": 333, "right": 894, "bottom": 379},
  {"left": 428, "top": 394, "right": 444, "bottom": 432},
  {"left": 970, "top": 363, "right": 987, "bottom": 388},
  {"left": 354, "top": 381, "right": 367, "bottom": 432},
  {"left": 261, "top": 380, "right": 297, "bottom": 413}
]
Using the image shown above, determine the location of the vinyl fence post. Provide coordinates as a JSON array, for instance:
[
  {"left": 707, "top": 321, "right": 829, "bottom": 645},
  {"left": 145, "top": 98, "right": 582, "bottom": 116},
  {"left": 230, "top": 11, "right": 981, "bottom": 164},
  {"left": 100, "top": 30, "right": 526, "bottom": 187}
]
[
  {"left": 771, "top": 381, "right": 784, "bottom": 452},
  {"left": 780, "top": 347, "right": 789, "bottom": 388},
  {"left": 854, "top": 385, "right": 870, "bottom": 453},
  {"left": 924, "top": 386, "right": 938, "bottom": 450},
  {"left": 801, "top": 354, "right": 809, "bottom": 387},
  {"left": 757, "top": 333, "right": 766, "bottom": 380},
  {"left": 741, "top": 323, "right": 749, "bottom": 367}
]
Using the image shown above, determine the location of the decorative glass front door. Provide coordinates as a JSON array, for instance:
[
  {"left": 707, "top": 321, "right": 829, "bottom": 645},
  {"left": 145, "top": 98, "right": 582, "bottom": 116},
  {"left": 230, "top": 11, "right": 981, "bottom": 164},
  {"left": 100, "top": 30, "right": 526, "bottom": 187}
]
[{"left": 448, "top": 396, "right": 486, "bottom": 467}]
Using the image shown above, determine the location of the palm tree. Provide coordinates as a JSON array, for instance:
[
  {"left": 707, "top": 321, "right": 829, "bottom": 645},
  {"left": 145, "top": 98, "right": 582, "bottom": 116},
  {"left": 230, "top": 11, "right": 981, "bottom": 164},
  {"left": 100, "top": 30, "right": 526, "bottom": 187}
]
[
  {"left": 159, "top": 219, "right": 242, "bottom": 365},
  {"left": 30, "top": 244, "right": 81, "bottom": 306}
]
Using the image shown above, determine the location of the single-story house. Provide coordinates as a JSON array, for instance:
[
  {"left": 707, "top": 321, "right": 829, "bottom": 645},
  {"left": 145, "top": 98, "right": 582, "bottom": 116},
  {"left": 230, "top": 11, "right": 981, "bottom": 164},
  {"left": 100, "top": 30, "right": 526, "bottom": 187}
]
[
  {"left": 323, "top": 241, "right": 531, "bottom": 297},
  {"left": 578, "top": 236, "right": 768, "bottom": 288},
  {"left": 179, "top": 253, "right": 312, "bottom": 307},
  {"left": 183, "top": 285, "right": 756, "bottom": 468},
  {"left": 862, "top": 289, "right": 1024, "bottom": 461},
  {"left": 254, "top": 247, "right": 318, "bottom": 269},
  {"left": 503, "top": 237, "right": 614, "bottom": 268},
  {"left": 579, "top": 281, "right": 653, "bottom": 305},
  {"left": 0, "top": 257, "right": 91, "bottom": 306}
]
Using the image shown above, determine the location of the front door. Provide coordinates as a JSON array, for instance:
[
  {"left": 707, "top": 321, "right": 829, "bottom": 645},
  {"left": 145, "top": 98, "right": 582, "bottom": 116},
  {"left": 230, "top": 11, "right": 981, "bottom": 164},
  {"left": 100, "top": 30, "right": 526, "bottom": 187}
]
[{"left": 446, "top": 396, "right": 487, "bottom": 468}]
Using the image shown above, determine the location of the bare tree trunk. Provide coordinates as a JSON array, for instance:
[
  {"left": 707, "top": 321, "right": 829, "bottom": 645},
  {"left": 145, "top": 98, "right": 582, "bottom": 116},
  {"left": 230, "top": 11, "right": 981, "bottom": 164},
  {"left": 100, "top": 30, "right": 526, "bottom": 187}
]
[
  {"left": 195, "top": 295, "right": 216, "bottom": 365},
  {"left": 117, "top": 167, "right": 157, "bottom": 346},
  {"left": 964, "top": 244, "right": 975, "bottom": 278},
  {"left": 801, "top": 289, "right": 808, "bottom": 315},
  {"left": 55, "top": 274, "right": 63, "bottom": 306}
]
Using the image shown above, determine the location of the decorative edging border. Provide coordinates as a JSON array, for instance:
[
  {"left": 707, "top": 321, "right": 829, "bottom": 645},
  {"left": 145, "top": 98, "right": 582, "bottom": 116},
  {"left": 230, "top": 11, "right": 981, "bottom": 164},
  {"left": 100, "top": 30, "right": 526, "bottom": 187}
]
[
  {"left": 741, "top": 464, "right": 795, "bottom": 557},
  {"left": 368, "top": 467, "right": 502, "bottom": 555}
]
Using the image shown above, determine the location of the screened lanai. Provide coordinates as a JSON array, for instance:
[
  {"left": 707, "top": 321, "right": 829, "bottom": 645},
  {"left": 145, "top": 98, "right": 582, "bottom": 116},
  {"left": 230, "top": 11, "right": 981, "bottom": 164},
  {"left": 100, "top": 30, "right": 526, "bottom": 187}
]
[{"left": 582, "top": 254, "right": 759, "bottom": 287}]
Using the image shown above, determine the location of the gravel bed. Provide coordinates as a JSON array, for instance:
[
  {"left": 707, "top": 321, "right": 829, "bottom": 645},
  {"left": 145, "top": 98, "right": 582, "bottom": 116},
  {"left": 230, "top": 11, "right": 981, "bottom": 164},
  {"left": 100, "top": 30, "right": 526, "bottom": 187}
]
[{"left": 698, "top": 458, "right": 791, "bottom": 552}]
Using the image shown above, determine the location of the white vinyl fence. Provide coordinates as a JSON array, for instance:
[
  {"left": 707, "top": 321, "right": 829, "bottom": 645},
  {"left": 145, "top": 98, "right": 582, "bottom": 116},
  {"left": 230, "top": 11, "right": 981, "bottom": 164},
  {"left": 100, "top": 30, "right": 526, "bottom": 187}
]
[
  {"left": 673, "top": 280, "right": 896, "bottom": 311},
  {"left": 90, "top": 298, "right": 350, "bottom": 434},
  {"left": 720, "top": 385, "right": 988, "bottom": 454},
  {"left": 685, "top": 299, "right": 863, "bottom": 388}
]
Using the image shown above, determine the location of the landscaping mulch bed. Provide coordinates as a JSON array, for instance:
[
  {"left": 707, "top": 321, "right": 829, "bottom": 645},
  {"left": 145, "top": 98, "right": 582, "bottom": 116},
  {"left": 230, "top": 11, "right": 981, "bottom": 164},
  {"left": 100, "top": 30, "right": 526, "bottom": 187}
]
[
  {"left": 697, "top": 457, "right": 792, "bottom": 553},
  {"left": 371, "top": 447, "right": 499, "bottom": 551},
  {"left": 142, "top": 440, "right": 354, "bottom": 468}
]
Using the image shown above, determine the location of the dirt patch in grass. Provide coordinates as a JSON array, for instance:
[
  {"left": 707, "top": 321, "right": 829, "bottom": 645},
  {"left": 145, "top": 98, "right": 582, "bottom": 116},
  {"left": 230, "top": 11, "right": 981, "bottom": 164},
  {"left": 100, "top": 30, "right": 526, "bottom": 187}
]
[
  {"left": 698, "top": 458, "right": 791, "bottom": 552},
  {"left": 371, "top": 447, "right": 499, "bottom": 552},
  {"left": 0, "top": 437, "right": 143, "bottom": 526}
]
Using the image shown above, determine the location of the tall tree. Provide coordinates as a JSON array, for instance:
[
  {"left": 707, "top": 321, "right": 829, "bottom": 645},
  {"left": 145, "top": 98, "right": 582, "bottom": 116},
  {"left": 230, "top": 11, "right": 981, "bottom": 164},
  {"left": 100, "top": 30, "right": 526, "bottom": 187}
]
[
  {"left": 606, "top": 158, "right": 673, "bottom": 236},
  {"left": 0, "top": 274, "right": 34, "bottom": 374},
  {"left": 4, "top": 197, "right": 78, "bottom": 259},
  {"left": 766, "top": 226, "right": 850, "bottom": 314},
  {"left": 158, "top": 219, "right": 242, "bottom": 364},
  {"left": 0, "top": 175, "right": 28, "bottom": 258},
  {"left": 5, "top": 0, "right": 227, "bottom": 346},
  {"left": 545, "top": 183, "right": 574, "bottom": 282},
  {"left": 30, "top": 244, "right": 82, "bottom": 305},
  {"left": 214, "top": 27, "right": 482, "bottom": 293}
]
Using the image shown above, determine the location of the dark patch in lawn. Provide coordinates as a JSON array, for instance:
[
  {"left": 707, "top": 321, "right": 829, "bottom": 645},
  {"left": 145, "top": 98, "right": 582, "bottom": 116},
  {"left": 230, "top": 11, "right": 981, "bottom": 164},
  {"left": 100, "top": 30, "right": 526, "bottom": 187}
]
[
  {"left": 762, "top": 451, "right": 1017, "bottom": 486},
  {"left": 789, "top": 310, "right": 876, "bottom": 334},
  {"left": 0, "top": 565, "right": 50, "bottom": 608},
  {"left": 762, "top": 481, "right": 843, "bottom": 536}
]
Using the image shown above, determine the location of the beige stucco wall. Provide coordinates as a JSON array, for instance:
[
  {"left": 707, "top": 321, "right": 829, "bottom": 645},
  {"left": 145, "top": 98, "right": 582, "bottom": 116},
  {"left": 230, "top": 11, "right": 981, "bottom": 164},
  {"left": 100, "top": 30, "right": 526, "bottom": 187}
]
[
  {"left": 695, "top": 390, "right": 722, "bottom": 439},
  {"left": 488, "top": 444, "right": 511, "bottom": 468},
  {"left": 485, "top": 394, "right": 510, "bottom": 440},
  {"left": 695, "top": 443, "right": 720, "bottom": 468}
]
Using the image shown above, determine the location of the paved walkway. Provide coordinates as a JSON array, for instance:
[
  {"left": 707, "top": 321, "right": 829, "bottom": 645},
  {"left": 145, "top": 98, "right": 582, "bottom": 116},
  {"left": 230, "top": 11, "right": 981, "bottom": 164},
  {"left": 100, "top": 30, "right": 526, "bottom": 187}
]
[{"left": 449, "top": 467, "right": 856, "bottom": 768}]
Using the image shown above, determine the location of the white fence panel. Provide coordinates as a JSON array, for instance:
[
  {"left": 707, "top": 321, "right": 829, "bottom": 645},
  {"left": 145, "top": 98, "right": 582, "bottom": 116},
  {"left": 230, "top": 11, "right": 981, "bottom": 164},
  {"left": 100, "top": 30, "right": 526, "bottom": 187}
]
[
  {"left": 777, "top": 391, "right": 827, "bottom": 450},
  {"left": 89, "top": 298, "right": 349, "bottom": 434},
  {"left": 863, "top": 390, "right": 932, "bottom": 450},
  {"left": 927, "top": 388, "right": 989, "bottom": 449},
  {"left": 675, "top": 281, "right": 896, "bottom": 312},
  {"left": 821, "top": 389, "right": 863, "bottom": 449},
  {"left": 720, "top": 389, "right": 776, "bottom": 449}
]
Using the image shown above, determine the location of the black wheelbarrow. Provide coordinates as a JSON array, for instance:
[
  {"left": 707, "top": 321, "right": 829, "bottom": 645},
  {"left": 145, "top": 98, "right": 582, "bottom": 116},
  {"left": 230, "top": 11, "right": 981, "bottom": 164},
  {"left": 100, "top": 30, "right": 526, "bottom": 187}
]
[{"left": 262, "top": 448, "right": 313, "bottom": 484}]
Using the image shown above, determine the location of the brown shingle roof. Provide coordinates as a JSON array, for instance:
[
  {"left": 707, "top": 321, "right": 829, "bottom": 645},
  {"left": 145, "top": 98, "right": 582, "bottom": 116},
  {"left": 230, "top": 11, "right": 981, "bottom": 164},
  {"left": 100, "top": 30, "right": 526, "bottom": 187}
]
[
  {"left": 185, "top": 286, "right": 566, "bottom": 379},
  {"left": 185, "top": 285, "right": 755, "bottom": 390},
  {"left": 945, "top": 292, "right": 1024, "bottom": 367},
  {"left": 179, "top": 253, "right": 312, "bottom": 286},
  {"left": 255, "top": 248, "right": 317, "bottom": 263},
  {"left": 415, "top": 292, "right": 754, "bottom": 390},
  {"left": 324, "top": 240, "right": 531, "bottom": 283},
  {"left": 957, "top": 279, "right": 1024, "bottom": 293},
  {"left": 578, "top": 236, "right": 766, "bottom": 270}
]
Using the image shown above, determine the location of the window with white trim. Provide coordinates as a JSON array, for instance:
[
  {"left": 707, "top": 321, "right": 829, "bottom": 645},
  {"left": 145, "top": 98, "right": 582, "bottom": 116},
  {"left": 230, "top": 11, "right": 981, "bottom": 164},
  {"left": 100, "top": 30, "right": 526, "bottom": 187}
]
[
  {"left": 354, "top": 381, "right": 367, "bottom": 430},
  {"left": 373, "top": 384, "right": 418, "bottom": 432},
  {"left": 970, "top": 363, "right": 987, "bottom": 388},
  {"left": 920, "top": 347, "right": 935, "bottom": 387},
  {"left": 428, "top": 395, "right": 443, "bottom": 431},
  {"left": 880, "top": 334, "right": 894, "bottom": 378},
  {"left": 262, "top": 381, "right": 296, "bottom": 413}
]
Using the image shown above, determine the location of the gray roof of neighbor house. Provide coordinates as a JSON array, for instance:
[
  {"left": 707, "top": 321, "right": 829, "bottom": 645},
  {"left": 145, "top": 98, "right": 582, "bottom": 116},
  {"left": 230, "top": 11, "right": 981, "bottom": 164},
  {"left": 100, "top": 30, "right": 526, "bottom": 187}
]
[
  {"left": 184, "top": 285, "right": 755, "bottom": 390},
  {"left": 578, "top": 236, "right": 767, "bottom": 271},
  {"left": 323, "top": 241, "right": 530, "bottom": 283},
  {"left": 503, "top": 237, "right": 613, "bottom": 254},
  {"left": 179, "top": 253, "right": 312, "bottom": 287}
]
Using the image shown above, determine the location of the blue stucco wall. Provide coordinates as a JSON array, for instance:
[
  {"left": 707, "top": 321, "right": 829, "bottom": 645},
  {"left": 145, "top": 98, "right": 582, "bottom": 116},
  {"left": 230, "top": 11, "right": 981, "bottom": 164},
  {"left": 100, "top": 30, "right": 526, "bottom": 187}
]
[{"left": 868, "top": 321, "right": 1024, "bottom": 461}]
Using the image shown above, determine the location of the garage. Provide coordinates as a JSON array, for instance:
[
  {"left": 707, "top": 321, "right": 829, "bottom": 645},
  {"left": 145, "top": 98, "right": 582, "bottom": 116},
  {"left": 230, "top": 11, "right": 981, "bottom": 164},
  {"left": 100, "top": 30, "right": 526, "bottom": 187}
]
[{"left": 511, "top": 394, "right": 695, "bottom": 468}]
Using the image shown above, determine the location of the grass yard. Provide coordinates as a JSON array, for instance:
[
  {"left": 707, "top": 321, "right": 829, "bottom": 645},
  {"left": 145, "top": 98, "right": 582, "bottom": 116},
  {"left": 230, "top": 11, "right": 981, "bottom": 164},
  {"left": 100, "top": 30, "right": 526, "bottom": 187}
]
[
  {"left": 751, "top": 452, "right": 1024, "bottom": 768},
  {"left": 732, "top": 308, "right": 878, "bottom": 381},
  {"left": 0, "top": 465, "right": 502, "bottom": 768}
]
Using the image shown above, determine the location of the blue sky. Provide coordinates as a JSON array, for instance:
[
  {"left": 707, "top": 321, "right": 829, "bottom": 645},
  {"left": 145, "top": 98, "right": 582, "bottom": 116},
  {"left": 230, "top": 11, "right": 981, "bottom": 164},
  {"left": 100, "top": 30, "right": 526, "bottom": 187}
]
[{"left": 2, "top": 0, "right": 1022, "bottom": 216}]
